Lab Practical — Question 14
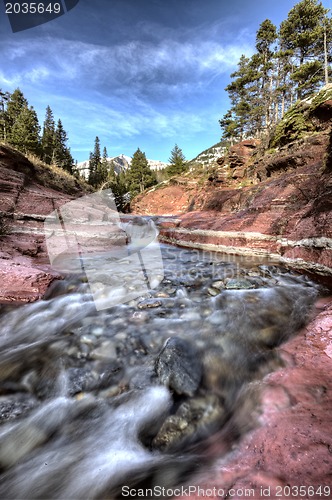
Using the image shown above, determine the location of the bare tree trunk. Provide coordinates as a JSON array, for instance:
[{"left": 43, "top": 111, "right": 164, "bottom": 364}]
[
  {"left": 324, "top": 19, "right": 329, "bottom": 85},
  {"left": 281, "top": 94, "right": 285, "bottom": 119}
]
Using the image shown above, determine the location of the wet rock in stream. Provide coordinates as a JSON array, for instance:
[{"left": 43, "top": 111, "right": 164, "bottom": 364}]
[
  {"left": 155, "top": 336, "right": 202, "bottom": 396},
  {"left": 0, "top": 243, "right": 320, "bottom": 498},
  {"left": 152, "top": 394, "right": 226, "bottom": 452}
]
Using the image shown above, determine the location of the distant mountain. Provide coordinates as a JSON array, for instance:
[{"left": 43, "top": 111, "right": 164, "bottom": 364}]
[
  {"left": 76, "top": 142, "right": 228, "bottom": 180},
  {"left": 77, "top": 154, "right": 168, "bottom": 179},
  {"left": 188, "top": 142, "right": 227, "bottom": 169}
]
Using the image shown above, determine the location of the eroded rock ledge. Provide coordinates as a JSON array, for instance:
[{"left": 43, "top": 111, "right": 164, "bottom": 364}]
[
  {"left": 159, "top": 224, "right": 332, "bottom": 278},
  {"left": 156, "top": 155, "right": 332, "bottom": 280},
  {"left": 0, "top": 145, "right": 87, "bottom": 303}
]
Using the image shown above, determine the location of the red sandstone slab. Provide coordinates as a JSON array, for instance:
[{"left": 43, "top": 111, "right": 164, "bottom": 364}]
[
  {"left": 0, "top": 259, "right": 61, "bottom": 303},
  {"left": 173, "top": 302, "right": 332, "bottom": 500}
]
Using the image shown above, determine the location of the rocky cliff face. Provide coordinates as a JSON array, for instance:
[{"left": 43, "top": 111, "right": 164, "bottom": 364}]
[
  {"left": 0, "top": 145, "right": 89, "bottom": 303},
  {"left": 132, "top": 132, "right": 332, "bottom": 278},
  {"left": 131, "top": 89, "right": 332, "bottom": 280}
]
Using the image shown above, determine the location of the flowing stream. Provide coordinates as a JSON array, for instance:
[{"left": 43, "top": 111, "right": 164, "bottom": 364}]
[{"left": 0, "top": 241, "right": 321, "bottom": 499}]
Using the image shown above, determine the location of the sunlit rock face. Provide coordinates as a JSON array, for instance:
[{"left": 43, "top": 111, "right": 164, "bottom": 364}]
[{"left": 0, "top": 145, "right": 86, "bottom": 304}]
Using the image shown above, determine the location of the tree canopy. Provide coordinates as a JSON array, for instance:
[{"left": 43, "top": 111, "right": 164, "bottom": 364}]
[
  {"left": 9, "top": 105, "right": 40, "bottom": 156},
  {"left": 126, "top": 148, "right": 157, "bottom": 197},
  {"left": 220, "top": 0, "right": 332, "bottom": 143},
  {"left": 41, "top": 105, "right": 55, "bottom": 165},
  {"left": 166, "top": 144, "right": 187, "bottom": 177},
  {"left": 0, "top": 88, "right": 74, "bottom": 173}
]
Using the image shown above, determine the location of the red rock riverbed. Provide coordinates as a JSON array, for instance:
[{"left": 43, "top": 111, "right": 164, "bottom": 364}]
[{"left": 173, "top": 297, "right": 332, "bottom": 500}]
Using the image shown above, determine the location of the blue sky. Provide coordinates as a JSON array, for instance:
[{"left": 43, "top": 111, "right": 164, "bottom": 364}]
[{"left": 0, "top": 0, "right": 330, "bottom": 163}]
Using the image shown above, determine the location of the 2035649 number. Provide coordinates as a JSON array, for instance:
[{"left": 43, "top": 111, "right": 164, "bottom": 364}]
[
  {"left": 276, "top": 485, "right": 331, "bottom": 497},
  {"left": 5, "top": 3, "right": 62, "bottom": 14}
]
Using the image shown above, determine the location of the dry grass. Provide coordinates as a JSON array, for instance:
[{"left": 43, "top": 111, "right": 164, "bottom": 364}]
[{"left": 0, "top": 142, "right": 92, "bottom": 195}]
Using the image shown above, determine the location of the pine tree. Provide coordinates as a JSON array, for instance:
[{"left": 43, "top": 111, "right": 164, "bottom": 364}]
[
  {"left": 10, "top": 105, "right": 41, "bottom": 156},
  {"left": 222, "top": 55, "right": 254, "bottom": 140},
  {"left": 88, "top": 151, "right": 95, "bottom": 186},
  {"left": 166, "top": 144, "right": 187, "bottom": 176},
  {"left": 126, "top": 148, "right": 157, "bottom": 197},
  {"left": 274, "top": 43, "right": 294, "bottom": 119},
  {"left": 101, "top": 146, "right": 110, "bottom": 178},
  {"left": 323, "top": 15, "right": 332, "bottom": 85},
  {"left": 41, "top": 105, "right": 55, "bottom": 164},
  {"left": 0, "top": 90, "right": 10, "bottom": 140},
  {"left": 108, "top": 167, "right": 129, "bottom": 211},
  {"left": 5, "top": 88, "right": 28, "bottom": 137},
  {"left": 53, "top": 119, "right": 73, "bottom": 173},
  {"left": 280, "top": 0, "right": 329, "bottom": 98},
  {"left": 219, "top": 110, "right": 239, "bottom": 143},
  {"left": 255, "top": 19, "right": 278, "bottom": 130},
  {"left": 88, "top": 136, "right": 102, "bottom": 187},
  {"left": 95, "top": 145, "right": 109, "bottom": 187},
  {"left": 219, "top": 0, "right": 332, "bottom": 141},
  {"left": 246, "top": 53, "right": 265, "bottom": 136},
  {"left": 102, "top": 146, "right": 108, "bottom": 167}
]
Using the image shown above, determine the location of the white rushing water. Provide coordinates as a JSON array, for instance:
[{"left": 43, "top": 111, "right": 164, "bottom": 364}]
[{"left": 0, "top": 244, "right": 320, "bottom": 498}]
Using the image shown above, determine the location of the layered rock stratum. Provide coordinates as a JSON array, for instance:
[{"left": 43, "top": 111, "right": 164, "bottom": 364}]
[
  {"left": 132, "top": 90, "right": 332, "bottom": 282},
  {"left": 0, "top": 145, "right": 89, "bottom": 303}
]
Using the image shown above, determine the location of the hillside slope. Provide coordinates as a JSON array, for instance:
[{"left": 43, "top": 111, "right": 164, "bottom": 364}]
[
  {"left": 132, "top": 87, "right": 332, "bottom": 278},
  {"left": 0, "top": 145, "right": 90, "bottom": 303}
]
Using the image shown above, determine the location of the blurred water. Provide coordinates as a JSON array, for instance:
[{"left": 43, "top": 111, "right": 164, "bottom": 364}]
[{"left": 0, "top": 244, "right": 319, "bottom": 498}]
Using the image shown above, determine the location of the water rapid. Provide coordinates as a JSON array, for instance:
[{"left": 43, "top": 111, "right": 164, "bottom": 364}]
[{"left": 0, "top": 244, "right": 320, "bottom": 499}]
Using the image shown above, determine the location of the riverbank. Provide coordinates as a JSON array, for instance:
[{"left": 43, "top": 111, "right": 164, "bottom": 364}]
[
  {"left": 0, "top": 144, "right": 89, "bottom": 303},
  {"left": 174, "top": 296, "right": 332, "bottom": 500},
  {"left": 157, "top": 211, "right": 332, "bottom": 283}
]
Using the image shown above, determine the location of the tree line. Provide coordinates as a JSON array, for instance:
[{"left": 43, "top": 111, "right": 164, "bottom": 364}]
[
  {"left": 0, "top": 88, "right": 74, "bottom": 173},
  {"left": 0, "top": 87, "right": 188, "bottom": 201},
  {"left": 86, "top": 136, "right": 188, "bottom": 210},
  {"left": 0, "top": 87, "right": 189, "bottom": 209},
  {"left": 219, "top": 0, "right": 332, "bottom": 142}
]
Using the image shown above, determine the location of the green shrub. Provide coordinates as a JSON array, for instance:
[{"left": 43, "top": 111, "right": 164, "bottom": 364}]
[{"left": 270, "top": 101, "right": 313, "bottom": 148}]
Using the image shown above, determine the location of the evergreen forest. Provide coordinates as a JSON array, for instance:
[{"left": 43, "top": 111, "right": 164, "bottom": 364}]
[
  {"left": 219, "top": 0, "right": 332, "bottom": 142},
  {"left": 0, "top": 89, "right": 74, "bottom": 174},
  {"left": 0, "top": 0, "right": 331, "bottom": 210}
]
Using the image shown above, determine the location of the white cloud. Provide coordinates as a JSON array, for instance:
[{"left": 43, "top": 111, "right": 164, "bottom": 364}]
[
  {"left": 66, "top": 96, "right": 205, "bottom": 140},
  {"left": 0, "top": 16, "right": 252, "bottom": 161},
  {"left": 25, "top": 67, "right": 51, "bottom": 83},
  {"left": 0, "top": 29, "right": 252, "bottom": 98},
  {"left": 0, "top": 72, "right": 21, "bottom": 87}
]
